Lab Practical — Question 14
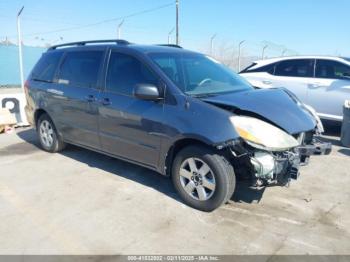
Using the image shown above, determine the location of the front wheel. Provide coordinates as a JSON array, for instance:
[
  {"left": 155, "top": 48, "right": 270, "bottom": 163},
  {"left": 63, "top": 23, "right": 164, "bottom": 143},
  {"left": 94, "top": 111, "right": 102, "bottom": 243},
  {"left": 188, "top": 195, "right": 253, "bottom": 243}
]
[{"left": 172, "top": 146, "right": 235, "bottom": 212}]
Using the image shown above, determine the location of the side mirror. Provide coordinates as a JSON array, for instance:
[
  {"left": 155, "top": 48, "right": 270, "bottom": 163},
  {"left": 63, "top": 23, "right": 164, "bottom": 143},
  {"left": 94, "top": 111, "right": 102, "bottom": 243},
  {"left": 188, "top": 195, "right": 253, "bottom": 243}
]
[{"left": 134, "top": 84, "right": 162, "bottom": 101}]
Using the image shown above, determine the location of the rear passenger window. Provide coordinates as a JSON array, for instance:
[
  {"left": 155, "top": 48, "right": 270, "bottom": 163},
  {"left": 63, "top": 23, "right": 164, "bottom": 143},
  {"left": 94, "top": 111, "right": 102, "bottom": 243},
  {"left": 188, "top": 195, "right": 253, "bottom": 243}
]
[
  {"left": 316, "top": 60, "right": 350, "bottom": 79},
  {"left": 106, "top": 52, "right": 158, "bottom": 95},
  {"left": 31, "top": 51, "right": 62, "bottom": 82},
  {"left": 58, "top": 51, "right": 103, "bottom": 89},
  {"left": 275, "top": 59, "right": 314, "bottom": 77}
]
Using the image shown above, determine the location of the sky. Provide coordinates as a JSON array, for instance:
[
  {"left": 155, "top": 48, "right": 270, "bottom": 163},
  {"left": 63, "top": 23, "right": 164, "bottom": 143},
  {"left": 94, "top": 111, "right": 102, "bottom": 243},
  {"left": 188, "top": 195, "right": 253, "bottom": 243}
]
[{"left": 0, "top": 0, "right": 349, "bottom": 57}]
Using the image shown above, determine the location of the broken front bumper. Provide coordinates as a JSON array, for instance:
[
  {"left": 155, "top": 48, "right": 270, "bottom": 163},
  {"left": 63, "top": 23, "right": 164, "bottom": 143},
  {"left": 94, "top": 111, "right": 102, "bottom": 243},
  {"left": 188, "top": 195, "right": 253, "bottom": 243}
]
[
  {"left": 250, "top": 150, "right": 301, "bottom": 186},
  {"left": 249, "top": 139, "right": 332, "bottom": 186}
]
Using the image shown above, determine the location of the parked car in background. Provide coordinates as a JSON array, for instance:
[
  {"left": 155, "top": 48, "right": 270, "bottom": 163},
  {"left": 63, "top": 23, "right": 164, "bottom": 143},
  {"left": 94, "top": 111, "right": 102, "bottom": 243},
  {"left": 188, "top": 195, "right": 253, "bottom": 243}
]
[
  {"left": 25, "top": 41, "right": 331, "bottom": 211},
  {"left": 240, "top": 56, "right": 350, "bottom": 122}
]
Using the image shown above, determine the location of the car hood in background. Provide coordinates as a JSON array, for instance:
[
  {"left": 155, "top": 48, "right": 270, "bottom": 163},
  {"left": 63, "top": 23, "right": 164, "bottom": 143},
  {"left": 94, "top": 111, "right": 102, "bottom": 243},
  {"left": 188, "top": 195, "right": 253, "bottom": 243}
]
[{"left": 201, "top": 88, "right": 316, "bottom": 134}]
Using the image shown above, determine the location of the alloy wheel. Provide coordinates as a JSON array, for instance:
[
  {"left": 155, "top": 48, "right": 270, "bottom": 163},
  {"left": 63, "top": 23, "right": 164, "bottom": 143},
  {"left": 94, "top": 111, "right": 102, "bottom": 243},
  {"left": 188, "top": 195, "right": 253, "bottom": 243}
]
[
  {"left": 39, "top": 120, "right": 54, "bottom": 148},
  {"left": 179, "top": 157, "right": 216, "bottom": 201}
]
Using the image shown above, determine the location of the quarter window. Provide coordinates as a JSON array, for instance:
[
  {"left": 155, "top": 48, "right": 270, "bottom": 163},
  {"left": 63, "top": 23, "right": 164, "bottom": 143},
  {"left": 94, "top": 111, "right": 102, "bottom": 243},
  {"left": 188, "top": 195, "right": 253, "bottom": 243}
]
[
  {"left": 31, "top": 51, "right": 63, "bottom": 82},
  {"left": 316, "top": 60, "right": 350, "bottom": 79},
  {"left": 106, "top": 52, "right": 158, "bottom": 95},
  {"left": 275, "top": 59, "right": 314, "bottom": 77},
  {"left": 58, "top": 51, "right": 103, "bottom": 89}
]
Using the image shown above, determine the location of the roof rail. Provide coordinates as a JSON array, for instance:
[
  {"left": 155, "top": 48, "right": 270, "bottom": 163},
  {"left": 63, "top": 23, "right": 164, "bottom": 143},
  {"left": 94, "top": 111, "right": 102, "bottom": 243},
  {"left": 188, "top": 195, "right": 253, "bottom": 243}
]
[
  {"left": 157, "top": 44, "right": 183, "bottom": 49},
  {"left": 48, "top": 39, "right": 130, "bottom": 50}
]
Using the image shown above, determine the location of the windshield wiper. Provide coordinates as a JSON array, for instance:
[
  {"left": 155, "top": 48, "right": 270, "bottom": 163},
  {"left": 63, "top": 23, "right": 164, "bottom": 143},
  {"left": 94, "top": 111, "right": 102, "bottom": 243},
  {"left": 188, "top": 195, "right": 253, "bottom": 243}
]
[{"left": 191, "top": 93, "right": 218, "bottom": 98}]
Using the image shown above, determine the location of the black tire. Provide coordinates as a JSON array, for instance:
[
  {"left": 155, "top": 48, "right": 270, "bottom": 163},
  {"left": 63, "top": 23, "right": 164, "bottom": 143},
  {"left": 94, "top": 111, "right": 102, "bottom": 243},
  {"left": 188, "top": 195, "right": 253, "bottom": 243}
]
[
  {"left": 172, "top": 145, "right": 236, "bottom": 212},
  {"left": 37, "top": 114, "right": 66, "bottom": 153}
]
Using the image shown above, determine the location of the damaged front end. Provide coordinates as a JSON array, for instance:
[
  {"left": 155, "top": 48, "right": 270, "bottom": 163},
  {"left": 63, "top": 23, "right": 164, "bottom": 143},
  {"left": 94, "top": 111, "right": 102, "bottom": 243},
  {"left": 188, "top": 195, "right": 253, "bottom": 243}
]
[
  {"left": 225, "top": 116, "right": 332, "bottom": 186},
  {"left": 251, "top": 151, "right": 300, "bottom": 185}
]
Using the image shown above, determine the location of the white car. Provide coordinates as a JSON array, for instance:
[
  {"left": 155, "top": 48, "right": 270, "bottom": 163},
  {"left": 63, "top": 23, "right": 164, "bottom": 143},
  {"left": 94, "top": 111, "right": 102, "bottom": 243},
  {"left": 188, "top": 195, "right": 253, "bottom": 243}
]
[{"left": 240, "top": 56, "right": 350, "bottom": 122}]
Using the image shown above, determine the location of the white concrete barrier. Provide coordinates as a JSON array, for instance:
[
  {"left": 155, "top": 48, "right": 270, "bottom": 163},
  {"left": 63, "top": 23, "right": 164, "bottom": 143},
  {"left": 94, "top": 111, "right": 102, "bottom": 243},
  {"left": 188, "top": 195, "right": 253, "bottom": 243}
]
[{"left": 0, "top": 92, "right": 29, "bottom": 126}]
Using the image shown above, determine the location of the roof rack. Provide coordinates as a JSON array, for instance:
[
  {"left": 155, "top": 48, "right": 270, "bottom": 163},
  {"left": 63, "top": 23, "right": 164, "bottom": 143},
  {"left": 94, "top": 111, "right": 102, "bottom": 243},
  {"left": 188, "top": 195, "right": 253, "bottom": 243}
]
[
  {"left": 48, "top": 39, "right": 130, "bottom": 50},
  {"left": 157, "top": 44, "right": 183, "bottom": 49}
]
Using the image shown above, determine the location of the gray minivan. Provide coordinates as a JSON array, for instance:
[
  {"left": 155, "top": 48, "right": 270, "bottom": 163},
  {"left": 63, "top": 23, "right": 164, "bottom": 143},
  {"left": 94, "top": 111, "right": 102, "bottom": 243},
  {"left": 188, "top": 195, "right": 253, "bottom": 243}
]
[{"left": 25, "top": 40, "right": 331, "bottom": 211}]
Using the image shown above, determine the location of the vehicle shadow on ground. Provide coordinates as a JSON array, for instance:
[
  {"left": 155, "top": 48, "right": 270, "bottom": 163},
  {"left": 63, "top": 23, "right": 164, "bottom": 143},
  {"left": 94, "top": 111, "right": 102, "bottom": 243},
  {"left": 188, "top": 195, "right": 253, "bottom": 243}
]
[
  {"left": 17, "top": 128, "right": 265, "bottom": 205},
  {"left": 231, "top": 181, "right": 266, "bottom": 203}
]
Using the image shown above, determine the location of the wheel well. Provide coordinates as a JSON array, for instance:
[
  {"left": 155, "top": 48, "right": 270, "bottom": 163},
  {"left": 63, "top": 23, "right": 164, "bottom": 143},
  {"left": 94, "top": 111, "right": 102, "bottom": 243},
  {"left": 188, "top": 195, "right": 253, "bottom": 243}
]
[
  {"left": 34, "top": 109, "right": 48, "bottom": 126},
  {"left": 165, "top": 138, "right": 212, "bottom": 176}
]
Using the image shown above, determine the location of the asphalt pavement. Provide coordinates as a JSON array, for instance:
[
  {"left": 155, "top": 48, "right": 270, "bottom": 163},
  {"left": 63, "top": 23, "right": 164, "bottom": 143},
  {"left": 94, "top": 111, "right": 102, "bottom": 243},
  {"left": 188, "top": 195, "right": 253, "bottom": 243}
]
[{"left": 0, "top": 126, "right": 349, "bottom": 255}]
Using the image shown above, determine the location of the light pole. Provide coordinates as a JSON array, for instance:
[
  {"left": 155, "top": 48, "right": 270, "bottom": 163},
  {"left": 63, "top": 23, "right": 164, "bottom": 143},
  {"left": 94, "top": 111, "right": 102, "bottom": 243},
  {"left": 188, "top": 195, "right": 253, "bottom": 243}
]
[
  {"left": 17, "top": 6, "right": 24, "bottom": 92},
  {"left": 210, "top": 34, "right": 217, "bottom": 55},
  {"left": 176, "top": 0, "right": 179, "bottom": 45},
  {"left": 238, "top": 40, "right": 245, "bottom": 72},
  {"left": 117, "top": 19, "right": 125, "bottom": 39},
  {"left": 168, "top": 27, "right": 175, "bottom": 44},
  {"left": 262, "top": 45, "right": 268, "bottom": 60}
]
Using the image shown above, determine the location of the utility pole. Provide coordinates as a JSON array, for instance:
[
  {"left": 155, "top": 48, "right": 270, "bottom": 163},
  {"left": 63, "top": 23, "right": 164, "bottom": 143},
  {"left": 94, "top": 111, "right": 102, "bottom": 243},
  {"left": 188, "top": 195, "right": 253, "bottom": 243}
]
[
  {"left": 117, "top": 19, "right": 125, "bottom": 39},
  {"left": 262, "top": 45, "right": 268, "bottom": 60},
  {"left": 210, "top": 34, "right": 217, "bottom": 55},
  {"left": 168, "top": 27, "right": 175, "bottom": 44},
  {"left": 17, "top": 6, "right": 24, "bottom": 92},
  {"left": 176, "top": 0, "right": 179, "bottom": 45},
  {"left": 238, "top": 40, "right": 245, "bottom": 72}
]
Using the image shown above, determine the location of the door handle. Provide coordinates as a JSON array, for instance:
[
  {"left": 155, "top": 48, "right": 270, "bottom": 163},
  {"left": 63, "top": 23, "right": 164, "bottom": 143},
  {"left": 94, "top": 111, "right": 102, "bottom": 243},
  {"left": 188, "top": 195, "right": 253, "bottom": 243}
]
[
  {"left": 100, "top": 98, "right": 111, "bottom": 106},
  {"left": 86, "top": 95, "right": 96, "bottom": 102},
  {"left": 309, "top": 83, "right": 322, "bottom": 88},
  {"left": 262, "top": 80, "right": 272, "bottom": 85}
]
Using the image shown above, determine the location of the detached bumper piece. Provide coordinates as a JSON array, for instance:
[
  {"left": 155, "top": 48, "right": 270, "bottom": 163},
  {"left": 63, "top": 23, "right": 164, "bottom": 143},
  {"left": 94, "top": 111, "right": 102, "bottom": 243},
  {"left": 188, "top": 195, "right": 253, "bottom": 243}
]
[{"left": 297, "top": 138, "right": 332, "bottom": 165}]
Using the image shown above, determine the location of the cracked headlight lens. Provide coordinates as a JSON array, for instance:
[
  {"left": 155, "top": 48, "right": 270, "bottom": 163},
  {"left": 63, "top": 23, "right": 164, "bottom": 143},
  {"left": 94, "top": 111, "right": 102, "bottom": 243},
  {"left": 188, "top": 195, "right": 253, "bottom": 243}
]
[{"left": 230, "top": 116, "right": 300, "bottom": 151}]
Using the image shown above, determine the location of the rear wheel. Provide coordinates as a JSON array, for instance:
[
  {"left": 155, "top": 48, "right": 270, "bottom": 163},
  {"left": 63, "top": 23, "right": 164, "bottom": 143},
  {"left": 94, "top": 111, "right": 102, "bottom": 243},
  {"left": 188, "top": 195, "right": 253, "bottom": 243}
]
[
  {"left": 172, "top": 146, "right": 235, "bottom": 212},
  {"left": 37, "top": 114, "right": 66, "bottom": 153}
]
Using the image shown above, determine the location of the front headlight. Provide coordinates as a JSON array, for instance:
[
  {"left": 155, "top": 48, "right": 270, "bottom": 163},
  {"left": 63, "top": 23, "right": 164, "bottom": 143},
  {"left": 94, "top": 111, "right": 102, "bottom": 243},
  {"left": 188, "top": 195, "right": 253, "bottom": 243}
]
[{"left": 230, "top": 116, "right": 300, "bottom": 151}]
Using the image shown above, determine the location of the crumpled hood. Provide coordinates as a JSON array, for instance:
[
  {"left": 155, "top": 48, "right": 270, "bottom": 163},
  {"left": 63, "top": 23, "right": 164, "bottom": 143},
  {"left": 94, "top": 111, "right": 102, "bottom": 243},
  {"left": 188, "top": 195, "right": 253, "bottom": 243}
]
[{"left": 201, "top": 88, "right": 316, "bottom": 134}]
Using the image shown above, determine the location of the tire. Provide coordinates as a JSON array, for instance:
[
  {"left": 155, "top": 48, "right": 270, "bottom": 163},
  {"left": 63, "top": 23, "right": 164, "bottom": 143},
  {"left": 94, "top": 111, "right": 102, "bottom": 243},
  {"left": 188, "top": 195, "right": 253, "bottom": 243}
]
[
  {"left": 172, "top": 145, "right": 236, "bottom": 212},
  {"left": 37, "top": 114, "right": 66, "bottom": 153}
]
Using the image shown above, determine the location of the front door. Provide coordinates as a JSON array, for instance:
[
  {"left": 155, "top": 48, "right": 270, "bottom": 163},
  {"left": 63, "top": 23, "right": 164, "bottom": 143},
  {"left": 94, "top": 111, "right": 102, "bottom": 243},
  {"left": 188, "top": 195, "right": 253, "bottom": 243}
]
[
  {"left": 308, "top": 59, "right": 350, "bottom": 121},
  {"left": 98, "top": 51, "right": 163, "bottom": 168},
  {"left": 55, "top": 50, "right": 104, "bottom": 148}
]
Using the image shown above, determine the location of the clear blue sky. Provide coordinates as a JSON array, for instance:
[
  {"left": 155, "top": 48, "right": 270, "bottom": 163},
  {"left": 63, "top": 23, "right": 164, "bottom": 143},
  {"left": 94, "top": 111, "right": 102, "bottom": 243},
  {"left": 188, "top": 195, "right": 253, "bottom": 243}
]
[{"left": 0, "top": 0, "right": 349, "bottom": 57}]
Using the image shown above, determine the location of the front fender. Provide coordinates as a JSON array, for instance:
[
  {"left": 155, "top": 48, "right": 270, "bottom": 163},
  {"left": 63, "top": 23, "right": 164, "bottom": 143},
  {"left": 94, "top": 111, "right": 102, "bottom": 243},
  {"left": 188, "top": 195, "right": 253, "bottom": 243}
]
[
  {"left": 164, "top": 94, "right": 239, "bottom": 145},
  {"left": 158, "top": 94, "right": 239, "bottom": 174}
]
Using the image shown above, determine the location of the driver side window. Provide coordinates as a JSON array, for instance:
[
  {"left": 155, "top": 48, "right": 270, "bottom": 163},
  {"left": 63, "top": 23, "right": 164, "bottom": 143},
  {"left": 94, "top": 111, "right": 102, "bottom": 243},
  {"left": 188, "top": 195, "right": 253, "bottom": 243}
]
[{"left": 106, "top": 52, "right": 158, "bottom": 96}]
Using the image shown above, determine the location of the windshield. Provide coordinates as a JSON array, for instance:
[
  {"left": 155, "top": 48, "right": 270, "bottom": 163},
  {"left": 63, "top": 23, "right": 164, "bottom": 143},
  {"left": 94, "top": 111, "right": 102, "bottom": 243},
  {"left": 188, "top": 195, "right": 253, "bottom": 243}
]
[{"left": 149, "top": 52, "right": 253, "bottom": 96}]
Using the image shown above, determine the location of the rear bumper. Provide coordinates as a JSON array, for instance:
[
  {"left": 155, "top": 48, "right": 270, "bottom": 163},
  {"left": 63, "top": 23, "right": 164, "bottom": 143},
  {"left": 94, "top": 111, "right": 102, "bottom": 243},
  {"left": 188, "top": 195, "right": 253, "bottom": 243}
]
[{"left": 24, "top": 104, "right": 35, "bottom": 126}]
